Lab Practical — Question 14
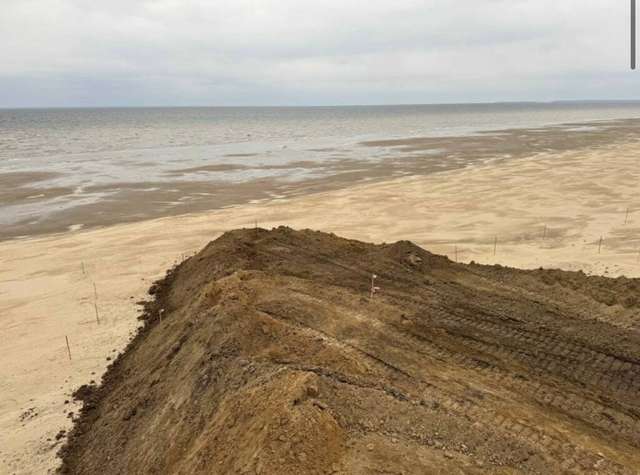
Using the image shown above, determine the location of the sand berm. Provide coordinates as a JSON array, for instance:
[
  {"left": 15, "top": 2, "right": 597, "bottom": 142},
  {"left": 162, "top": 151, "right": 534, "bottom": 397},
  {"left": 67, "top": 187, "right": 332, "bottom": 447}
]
[{"left": 58, "top": 227, "right": 640, "bottom": 474}]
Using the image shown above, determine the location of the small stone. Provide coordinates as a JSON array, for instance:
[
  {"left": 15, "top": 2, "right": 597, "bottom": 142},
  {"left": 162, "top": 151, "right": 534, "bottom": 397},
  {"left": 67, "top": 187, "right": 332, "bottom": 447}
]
[
  {"left": 366, "top": 443, "right": 374, "bottom": 451},
  {"left": 306, "top": 385, "right": 319, "bottom": 398},
  {"left": 407, "top": 253, "right": 423, "bottom": 265}
]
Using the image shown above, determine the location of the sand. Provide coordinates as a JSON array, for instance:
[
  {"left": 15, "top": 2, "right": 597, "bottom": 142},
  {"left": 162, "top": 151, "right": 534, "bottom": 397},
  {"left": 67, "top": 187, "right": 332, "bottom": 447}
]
[
  {"left": 5, "top": 117, "right": 640, "bottom": 241},
  {"left": 1, "top": 140, "right": 639, "bottom": 473}
]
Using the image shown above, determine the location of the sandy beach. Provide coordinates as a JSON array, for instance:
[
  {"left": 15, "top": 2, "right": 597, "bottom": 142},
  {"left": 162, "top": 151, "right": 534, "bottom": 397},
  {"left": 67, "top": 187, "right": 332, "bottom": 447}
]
[
  {"left": 4, "top": 117, "right": 640, "bottom": 242},
  {"left": 1, "top": 139, "right": 640, "bottom": 473}
]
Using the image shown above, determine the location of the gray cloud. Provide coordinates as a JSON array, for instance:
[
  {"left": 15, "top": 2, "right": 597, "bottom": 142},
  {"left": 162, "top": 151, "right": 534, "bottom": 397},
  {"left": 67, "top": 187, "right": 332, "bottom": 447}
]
[{"left": 0, "top": 0, "right": 633, "bottom": 107}]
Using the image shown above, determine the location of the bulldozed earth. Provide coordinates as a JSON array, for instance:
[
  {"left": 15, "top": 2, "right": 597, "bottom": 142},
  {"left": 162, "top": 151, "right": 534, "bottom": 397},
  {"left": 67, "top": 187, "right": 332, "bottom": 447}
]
[{"left": 59, "top": 227, "right": 640, "bottom": 474}]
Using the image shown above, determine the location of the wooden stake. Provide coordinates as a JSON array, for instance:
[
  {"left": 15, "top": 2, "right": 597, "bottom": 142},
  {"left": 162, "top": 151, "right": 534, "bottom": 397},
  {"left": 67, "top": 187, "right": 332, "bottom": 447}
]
[
  {"left": 81, "top": 261, "right": 86, "bottom": 276},
  {"left": 65, "top": 336, "right": 72, "bottom": 361},
  {"left": 625, "top": 207, "right": 630, "bottom": 225},
  {"left": 93, "top": 282, "right": 100, "bottom": 324},
  {"left": 598, "top": 236, "right": 603, "bottom": 254},
  {"left": 493, "top": 236, "right": 497, "bottom": 256}
]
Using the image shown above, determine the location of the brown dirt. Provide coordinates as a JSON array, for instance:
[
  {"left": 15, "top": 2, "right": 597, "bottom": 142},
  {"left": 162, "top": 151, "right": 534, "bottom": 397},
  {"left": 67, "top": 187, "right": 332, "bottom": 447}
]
[{"left": 58, "top": 227, "right": 640, "bottom": 474}]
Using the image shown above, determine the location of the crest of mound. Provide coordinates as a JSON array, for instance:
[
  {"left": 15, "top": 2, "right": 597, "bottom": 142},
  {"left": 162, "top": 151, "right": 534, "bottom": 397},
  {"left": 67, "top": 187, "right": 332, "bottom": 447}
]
[{"left": 59, "top": 227, "right": 640, "bottom": 474}]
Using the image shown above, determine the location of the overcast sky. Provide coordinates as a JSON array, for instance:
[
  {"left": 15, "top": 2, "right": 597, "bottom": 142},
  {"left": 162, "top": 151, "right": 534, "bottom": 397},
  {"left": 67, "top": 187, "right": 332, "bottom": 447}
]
[{"left": 0, "top": 0, "right": 635, "bottom": 107}]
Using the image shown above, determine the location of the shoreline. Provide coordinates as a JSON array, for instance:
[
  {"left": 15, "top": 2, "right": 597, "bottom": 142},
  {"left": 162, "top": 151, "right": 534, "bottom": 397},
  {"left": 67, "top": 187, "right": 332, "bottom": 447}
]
[
  {"left": 1, "top": 139, "right": 640, "bottom": 473},
  {"left": 3, "top": 117, "right": 640, "bottom": 242}
]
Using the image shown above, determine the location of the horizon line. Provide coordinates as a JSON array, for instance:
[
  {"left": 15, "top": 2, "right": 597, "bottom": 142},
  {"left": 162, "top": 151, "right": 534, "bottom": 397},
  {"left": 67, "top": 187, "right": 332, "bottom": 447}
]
[{"left": 2, "top": 99, "right": 640, "bottom": 111}]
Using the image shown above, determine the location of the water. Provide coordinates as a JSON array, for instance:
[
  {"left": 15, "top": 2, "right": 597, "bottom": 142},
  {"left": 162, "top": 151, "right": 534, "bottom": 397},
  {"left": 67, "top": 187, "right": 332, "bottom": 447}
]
[
  {"left": 1, "top": 102, "right": 640, "bottom": 238},
  {"left": 3, "top": 103, "right": 640, "bottom": 182}
]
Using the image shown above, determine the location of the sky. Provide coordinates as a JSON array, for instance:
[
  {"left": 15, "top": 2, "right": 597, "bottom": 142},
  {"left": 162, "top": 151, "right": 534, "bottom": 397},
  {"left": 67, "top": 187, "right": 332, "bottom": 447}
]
[{"left": 0, "top": 0, "right": 636, "bottom": 107}]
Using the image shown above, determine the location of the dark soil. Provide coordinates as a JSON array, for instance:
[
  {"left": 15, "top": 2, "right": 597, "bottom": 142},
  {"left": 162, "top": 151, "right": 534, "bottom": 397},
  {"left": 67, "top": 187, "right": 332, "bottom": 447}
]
[{"left": 58, "top": 227, "right": 640, "bottom": 474}]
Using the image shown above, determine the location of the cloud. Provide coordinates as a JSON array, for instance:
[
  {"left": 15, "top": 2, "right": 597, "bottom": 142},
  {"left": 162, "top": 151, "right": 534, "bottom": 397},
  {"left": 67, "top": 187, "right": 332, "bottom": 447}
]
[{"left": 0, "top": 0, "right": 632, "bottom": 106}]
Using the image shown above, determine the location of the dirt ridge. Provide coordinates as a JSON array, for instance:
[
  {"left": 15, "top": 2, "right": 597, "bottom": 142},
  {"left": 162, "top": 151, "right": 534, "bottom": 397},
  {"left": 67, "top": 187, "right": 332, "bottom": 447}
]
[{"left": 58, "top": 227, "right": 640, "bottom": 474}]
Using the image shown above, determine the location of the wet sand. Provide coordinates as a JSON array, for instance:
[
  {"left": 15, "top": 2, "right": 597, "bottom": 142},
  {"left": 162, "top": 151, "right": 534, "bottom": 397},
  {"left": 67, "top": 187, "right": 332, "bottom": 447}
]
[
  {"left": 1, "top": 139, "right": 640, "bottom": 473},
  {"left": 0, "top": 171, "right": 72, "bottom": 208},
  {"left": 3, "top": 118, "right": 640, "bottom": 241}
]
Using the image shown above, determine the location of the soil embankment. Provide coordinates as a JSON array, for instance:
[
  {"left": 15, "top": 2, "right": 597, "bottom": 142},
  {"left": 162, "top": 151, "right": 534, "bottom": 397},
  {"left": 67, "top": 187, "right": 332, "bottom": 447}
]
[{"left": 59, "top": 227, "right": 640, "bottom": 474}]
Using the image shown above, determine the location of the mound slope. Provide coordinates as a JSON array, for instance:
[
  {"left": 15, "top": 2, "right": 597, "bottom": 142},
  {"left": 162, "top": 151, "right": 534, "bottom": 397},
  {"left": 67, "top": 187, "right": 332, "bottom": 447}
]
[{"left": 59, "top": 227, "right": 640, "bottom": 474}]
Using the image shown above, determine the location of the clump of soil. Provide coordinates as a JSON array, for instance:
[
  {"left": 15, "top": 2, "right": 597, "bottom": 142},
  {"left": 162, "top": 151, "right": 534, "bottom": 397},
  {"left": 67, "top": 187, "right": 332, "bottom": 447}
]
[{"left": 59, "top": 227, "right": 640, "bottom": 474}]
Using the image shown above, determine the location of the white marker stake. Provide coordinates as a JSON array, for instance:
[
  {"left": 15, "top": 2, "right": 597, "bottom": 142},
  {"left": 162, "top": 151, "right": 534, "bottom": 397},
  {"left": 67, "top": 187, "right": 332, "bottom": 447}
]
[{"left": 370, "top": 274, "right": 377, "bottom": 299}]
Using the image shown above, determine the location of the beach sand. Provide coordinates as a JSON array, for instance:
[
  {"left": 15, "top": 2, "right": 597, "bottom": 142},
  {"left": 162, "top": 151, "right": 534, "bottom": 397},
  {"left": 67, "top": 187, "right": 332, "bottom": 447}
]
[
  {"left": 1, "top": 140, "right": 640, "bottom": 473},
  {"left": 5, "top": 118, "right": 640, "bottom": 241}
]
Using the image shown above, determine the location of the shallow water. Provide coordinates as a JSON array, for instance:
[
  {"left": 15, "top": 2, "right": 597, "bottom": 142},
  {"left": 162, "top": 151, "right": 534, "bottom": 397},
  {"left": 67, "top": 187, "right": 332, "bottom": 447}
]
[{"left": 1, "top": 102, "right": 640, "bottom": 238}]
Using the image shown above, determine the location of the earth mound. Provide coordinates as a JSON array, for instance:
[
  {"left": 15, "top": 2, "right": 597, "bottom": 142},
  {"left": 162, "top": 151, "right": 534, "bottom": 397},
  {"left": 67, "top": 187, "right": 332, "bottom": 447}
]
[{"left": 59, "top": 227, "right": 640, "bottom": 474}]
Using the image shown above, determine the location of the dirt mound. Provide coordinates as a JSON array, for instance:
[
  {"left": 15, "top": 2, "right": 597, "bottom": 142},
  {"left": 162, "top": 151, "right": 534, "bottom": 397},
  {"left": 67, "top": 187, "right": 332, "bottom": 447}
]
[{"left": 58, "top": 227, "right": 640, "bottom": 474}]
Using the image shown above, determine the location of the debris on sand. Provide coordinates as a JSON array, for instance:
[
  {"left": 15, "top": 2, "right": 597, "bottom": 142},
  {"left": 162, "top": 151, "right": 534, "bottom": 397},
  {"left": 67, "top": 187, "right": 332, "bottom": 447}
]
[{"left": 59, "top": 227, "right": 640, "bottom": 474}]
